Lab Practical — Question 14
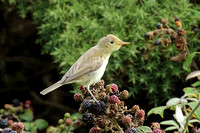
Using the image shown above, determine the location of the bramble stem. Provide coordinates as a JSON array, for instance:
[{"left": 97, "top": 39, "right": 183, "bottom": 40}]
[
  {"left": 182, "top": 101, "right": 200, "bottom": 133},
  {"left": 111, "top": 118, "right": 124, "bottom": 133}
]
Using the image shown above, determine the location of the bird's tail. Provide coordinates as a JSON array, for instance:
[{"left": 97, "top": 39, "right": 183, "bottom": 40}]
[{"left": 40, "top": 81, "right": 62, "bottom": 95}]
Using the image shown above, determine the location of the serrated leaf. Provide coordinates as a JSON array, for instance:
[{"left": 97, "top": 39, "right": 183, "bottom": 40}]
[
  {"left": 147, "top": 106, "right": 167, "bottom": 118},
  {"left": 160, "top": 120, "right": 179, "bottom": 127},
  {"left": 35, "top": 119, "right": 49, "bottom": 130},
  {"left": 164, "top": 126, "right": 179, "bottom": 131},
  {"left": 137, "top": 126, "right": 152, "bottom": 133},
  {"left": 19, "top": 109, "right": 33, "bottom": 122},
  {"left": 188, "top": 102, "right": 200, "bottom": 120}
]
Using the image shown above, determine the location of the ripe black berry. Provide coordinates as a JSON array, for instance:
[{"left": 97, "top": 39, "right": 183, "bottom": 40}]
[
  {"left": 93, "top": 101, "right": 106, "bottom": 115},
  {"left": 2, "top": 128, "right": 11, "bottom": 133},
  {"left": 125, "top": 127, "right": 138, "bottom": 133},
  {"left": 81, "top": 99, "right": 93, "bottom": 111},
  {"left": 12, "top": 99, "right": 20, "bottom": 107},
  {"left": 170, "top": 34, "right": 176, "bottom": 41},
  {"left": 0, "top": 119, "right": 9, "bottom": 128},
  {"left": 156, "top": 23, "right": 162, "bottom": 29},
  {"left": 174, "top": 17, "right": 180, "bottom": 22},
  {"left": 154, "top": 40, "right": 162, "bottom": 45},
  {"left": 10, "top": 131, "right": 17, "bottom": 133},
  {"left": 82, "top": 113, "right": 94, "bottom": 124},
  {"left": 144, "top": 33, "right": 150, "bottom": 39}
]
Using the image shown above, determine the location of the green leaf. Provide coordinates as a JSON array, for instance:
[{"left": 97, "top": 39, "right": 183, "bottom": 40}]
[
  {"left": 147, "top": 106, "right": 167, "bottom": 118},
  {"left": 183, "top": 52, "right": 196, "bottom": 72},
  {"left": 23, "top": 122, "right": 32, "bottom": 131},
  {"left": 192, "top": 81, "right": 200, "bottom": 88},
  {"left": 164, "top": 126, "right": 179, "bottom": 131},
  {"left": 35, "top": 119, "right": 49, "bottom": 130},
  {"left": 183, "top": 87, "right": 199, "bottom": 95},
  {"left": 137, "top": 126, "right": 152, "bottom": 133},
  {"left": 188, "top": 102, "right": 200, "bottom": 120},
  {"left": 189, "top": 119, "right": 200, "bottom": 124},
  {"left": 19, "top": 109, "right": 34, "bottom": 122},
  {"left": 160, "top": 120, "right": 179, "bottom": 127}
]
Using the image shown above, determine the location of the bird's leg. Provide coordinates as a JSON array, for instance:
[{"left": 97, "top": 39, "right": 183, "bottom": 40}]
[{"left": 86, "top": 85, "right": 97, "bottom": 101}]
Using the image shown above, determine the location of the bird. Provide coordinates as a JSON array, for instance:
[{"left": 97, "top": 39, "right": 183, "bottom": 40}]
[{"left": 40, "top": 34, "right": 130, "bottom": 101}]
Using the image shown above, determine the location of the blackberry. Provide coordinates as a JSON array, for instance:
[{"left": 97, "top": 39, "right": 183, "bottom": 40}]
[
  {"left": 12, "top": 99, "right": 20, "bottom": 107},
  {"left": 174, "top": 17, "right": 180, "bottom": 22},
  {"left": 82, "top": 113, "right": 94, "bottom": 124},
  {"left": 125, "top": 127, "right": 137, "bottom": 133},
  {"left": 0, "top": 119, "right": 9, "bottom": 128},
  {"left": 156, "top": 23, "right": 162, "bottom": 29},
  {"left": 144, "top": 33, "right": 150, "bottom": 39},
  {"left": 154, "top": 39, "right": 162, "bottom": 45},
  {"left": 10, "top": 131, "right": 17, "bottom": 133},
  {"left": 2, "top": 128, "right": 11, "bottom": 133},
  {"left": 93, "top": 101, "right": 106, "bottom": 115},
  {"left": 114, "top": 90, "right": 120, "bottom": 96},
  {"left": 81, "top": 99, "right": 93, "bottom": 111}
]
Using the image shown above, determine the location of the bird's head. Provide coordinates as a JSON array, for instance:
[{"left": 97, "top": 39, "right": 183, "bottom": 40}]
[{"left": 97, "top": 34, "right": 130, "bottom": 54}]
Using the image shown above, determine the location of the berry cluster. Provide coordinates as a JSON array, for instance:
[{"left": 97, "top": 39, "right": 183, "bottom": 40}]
[
  {"left": 0, "top": 99, "right": 33, "bottom": 132},
  {"left": 144, "top": 17, "right": 190, "bottom": 62},
  {"left": 72, "top": 81, "right": 152, "bottom": 133},
  {"left": 47, "top": 112, "right": 77, "bottom": 133}
]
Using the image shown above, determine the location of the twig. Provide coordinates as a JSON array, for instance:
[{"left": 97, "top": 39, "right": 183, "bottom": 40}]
[
  {"left": 182, "top": 101, "right": 200, "bottom": 133},
  {"left": 111, "top": 118, "right": 124, "bottom": 133},
  {"left": 30, "top": 91, "right": 76, "bottom": 112}
]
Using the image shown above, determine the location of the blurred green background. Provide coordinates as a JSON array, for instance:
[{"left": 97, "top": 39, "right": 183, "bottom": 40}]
[{"left": 0, "top": 0, "right": 199, "bottom": 132}]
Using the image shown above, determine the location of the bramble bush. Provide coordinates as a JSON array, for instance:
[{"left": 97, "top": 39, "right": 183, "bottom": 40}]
[{"left": 3, "top": 0, "right": 200, "bottom": 105}]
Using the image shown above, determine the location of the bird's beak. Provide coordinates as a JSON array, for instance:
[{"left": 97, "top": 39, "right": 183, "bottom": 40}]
[{"left": 120, "top": 42, "right": 130, "bottom": 45}]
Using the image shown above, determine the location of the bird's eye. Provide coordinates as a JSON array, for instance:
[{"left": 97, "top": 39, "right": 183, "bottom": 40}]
[{"left": 110, "top": 41, "right": 114, "bottom": 44}]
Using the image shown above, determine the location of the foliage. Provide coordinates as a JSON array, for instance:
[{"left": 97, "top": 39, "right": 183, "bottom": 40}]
[
  {"left": 0, "top": 99, "right": 48, "bottom": 133},
  {"left": 148, "top": 79, "right": 200, "bottom": 132},
  {"left": 3, "top": 0, "right": 200, "bottom": 105}
]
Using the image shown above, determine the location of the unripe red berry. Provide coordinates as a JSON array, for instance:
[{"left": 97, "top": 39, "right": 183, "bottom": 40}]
[
  {"left": 119, "top": 90, "right": 129, "bottom": 99},
  {"left": 65, "top": 118, "right": 72, "bottom": 126},
  {"left": 123, "top": 115, "right": 132, "bottom": 125},
  {"left": 110, "top": 83, "right": 118, "bottom": 93},
  {"left": 79, "top": 86, "right": 85, "bottom": 91},
  {"left": 131, "top": 105, "right": 140, "bottom": 113},
  {"left": 74, "top": 93, "right": 82, "bottom": 102},
  {"left": 108, "top": 95, "right": 120, "bottom": 104},
  {"left": 89, "top": 127, "right": 100, "bottom": 133},
  {"left": 11, "top": 122, "right": 24, "bottom": 132},
  {"left": 151, "top": 122, "right": 161, "bottom": 130},
  {"left": 25, "top": 100, "right": 31, "bottom": 105},
  {"left": 152, "top": 129, "right": 163, "bottom": 133},
  {"left": 136, "top": 109, "right": 145, "bottom": 118}
]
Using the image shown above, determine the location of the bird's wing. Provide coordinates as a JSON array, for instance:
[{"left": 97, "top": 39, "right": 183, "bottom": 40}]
[{"left": 60, "top": 56, "right": 103, "bottom": 84}]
